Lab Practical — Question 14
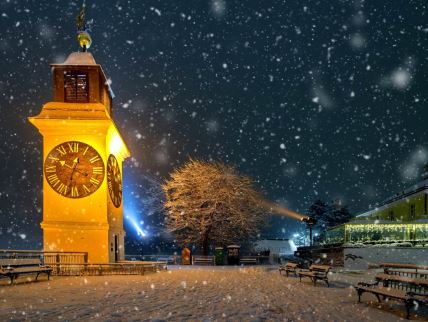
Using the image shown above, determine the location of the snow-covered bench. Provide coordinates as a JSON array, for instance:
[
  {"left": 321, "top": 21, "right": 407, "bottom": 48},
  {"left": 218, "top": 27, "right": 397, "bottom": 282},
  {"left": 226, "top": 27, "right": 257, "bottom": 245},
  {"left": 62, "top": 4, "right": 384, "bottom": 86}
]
[
  {"left": 240, "top": 257, "right": 257, "bottom": 265},
  {"left": 380, "top": 263, "right": 428, "bottom": 278},
  {"left": 0, "top": 258, "right": 52, "bottom": 284},
  {"left": 298, "top": 264, "right": 331, "bottom": 287},
  {"left": 279, "top": 262, "right": 299, "bottom": 277},
  {"left": 156, "top": 256, "right": 176, "bottom": 265},
  {"left": 192, "top": 256, "right": 215, "bottom": 265},
  {"left": 355, "top": 273, "right": 428, "bottom": 319}
]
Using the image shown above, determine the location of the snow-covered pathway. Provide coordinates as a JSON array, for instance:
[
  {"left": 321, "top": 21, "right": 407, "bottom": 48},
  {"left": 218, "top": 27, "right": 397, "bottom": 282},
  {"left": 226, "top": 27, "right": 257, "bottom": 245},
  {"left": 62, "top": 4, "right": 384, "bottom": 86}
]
[{"left": 0, "top": 267, "right": 425, "bottom": 321}]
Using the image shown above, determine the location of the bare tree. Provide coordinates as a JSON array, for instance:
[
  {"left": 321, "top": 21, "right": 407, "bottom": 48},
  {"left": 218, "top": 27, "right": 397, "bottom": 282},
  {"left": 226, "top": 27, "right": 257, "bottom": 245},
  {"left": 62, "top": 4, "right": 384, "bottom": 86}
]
[{"left": 163, "top": 159, "right": 265, "bottom": 255}]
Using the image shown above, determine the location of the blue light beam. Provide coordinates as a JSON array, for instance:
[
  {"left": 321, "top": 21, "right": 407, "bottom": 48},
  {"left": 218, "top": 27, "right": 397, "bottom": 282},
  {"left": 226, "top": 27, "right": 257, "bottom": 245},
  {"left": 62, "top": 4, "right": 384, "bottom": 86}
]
[{"left": 125, "top": 214, "right": 147, "bottom": 238}]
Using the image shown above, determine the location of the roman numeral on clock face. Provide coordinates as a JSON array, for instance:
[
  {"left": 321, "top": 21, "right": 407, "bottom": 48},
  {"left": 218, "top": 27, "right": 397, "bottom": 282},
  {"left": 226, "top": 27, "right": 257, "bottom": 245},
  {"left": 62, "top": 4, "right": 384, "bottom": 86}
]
[
  {"left": 82, "top": 185, "right": 90, "bottom": 194},
  {"left": 71, "top": 186, "right": 79, "bottom": 197},
  {"left": 90, "top": 177, "right": 100, "bottom": 186},
  {"left": 68, "top": 142, "right": 79, "bottom": 153},
  {"left": 89, "top": 155, "right": 101, "bottom": 164},
  {"left": 48, "top": 156, "right": 59, "bottom": 162},
  {"left": 45, "top": 165, "right": 56, "bottom": 173},
  {"left": 56, "top": 145, "right": 67, "bottom": 156},
  {"left": 92, "top": 167, "right": 103, "bottom": 174},
  {"left": 47, "top": 174, "right": 60, "bottom": 187},
  {"left": 57, "top": 183, "right": 68, "bottom": 195}
]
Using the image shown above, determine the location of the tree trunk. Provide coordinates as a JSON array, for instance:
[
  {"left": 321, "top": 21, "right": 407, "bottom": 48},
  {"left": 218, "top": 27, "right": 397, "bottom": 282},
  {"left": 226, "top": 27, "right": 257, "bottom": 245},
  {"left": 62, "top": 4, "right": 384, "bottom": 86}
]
[
  {"left": 202, "top": 233, "right": 208, "bottom": 256},
  {"left": 202, "top": 230, "right": 210, "bottom": 255},
  {"left": 202, "top": 238, "right": 209, "bottom": 255}
]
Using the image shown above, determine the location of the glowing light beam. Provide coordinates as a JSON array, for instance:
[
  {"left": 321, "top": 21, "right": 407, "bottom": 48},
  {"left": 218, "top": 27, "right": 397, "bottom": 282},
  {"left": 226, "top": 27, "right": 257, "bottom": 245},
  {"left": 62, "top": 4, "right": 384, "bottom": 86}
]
[{"left": 125, "top": 214, "right": 147, "bottom": 237}]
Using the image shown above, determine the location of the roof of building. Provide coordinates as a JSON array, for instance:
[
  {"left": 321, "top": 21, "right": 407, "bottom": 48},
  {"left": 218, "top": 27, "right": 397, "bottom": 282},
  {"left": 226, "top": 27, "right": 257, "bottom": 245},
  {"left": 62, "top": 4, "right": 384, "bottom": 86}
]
[{"left": 357, "top": 179, "right": 428, "bottom": 218}]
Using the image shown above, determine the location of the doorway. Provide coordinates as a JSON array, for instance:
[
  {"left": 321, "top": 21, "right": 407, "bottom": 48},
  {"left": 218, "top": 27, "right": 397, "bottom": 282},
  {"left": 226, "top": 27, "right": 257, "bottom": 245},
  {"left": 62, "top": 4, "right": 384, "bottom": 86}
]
[{"left": 114, "top": 235, "right": 119, "bottom": 262}]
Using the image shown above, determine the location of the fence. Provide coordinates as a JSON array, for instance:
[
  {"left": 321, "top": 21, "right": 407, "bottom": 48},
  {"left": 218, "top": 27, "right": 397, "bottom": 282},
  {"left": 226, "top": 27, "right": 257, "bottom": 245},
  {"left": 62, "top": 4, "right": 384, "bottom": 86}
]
[
  {"left": 126, "top": 254, "right": 179, "bottom": 264},
  {"left": 125, "top": 254, "right": 273, "bottom": 265},
  {"left": 0, "top": 250, "right": 167, "bottom": 275}
]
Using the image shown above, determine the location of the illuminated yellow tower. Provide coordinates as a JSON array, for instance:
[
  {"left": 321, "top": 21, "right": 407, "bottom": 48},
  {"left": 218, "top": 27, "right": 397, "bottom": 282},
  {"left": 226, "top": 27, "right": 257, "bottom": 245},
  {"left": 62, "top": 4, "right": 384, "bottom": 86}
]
[{"left": 28, "top": 7, "right": 130, "bottom": 263}]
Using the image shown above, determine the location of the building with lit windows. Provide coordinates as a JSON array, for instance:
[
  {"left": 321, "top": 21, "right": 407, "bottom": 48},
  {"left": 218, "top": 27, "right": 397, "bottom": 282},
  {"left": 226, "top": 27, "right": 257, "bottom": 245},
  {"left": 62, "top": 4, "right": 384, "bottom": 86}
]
[{"left": 325, "top": 178, "right": 428, "bottom": 245}]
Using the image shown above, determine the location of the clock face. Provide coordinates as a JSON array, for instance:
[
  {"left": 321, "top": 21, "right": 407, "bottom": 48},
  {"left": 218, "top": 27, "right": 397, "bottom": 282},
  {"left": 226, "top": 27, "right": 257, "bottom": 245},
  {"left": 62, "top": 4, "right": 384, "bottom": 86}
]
[
  {"left": 107, "top": 154, "right": 122, "bottom": 207},
  {"left": 44, "top": 141, "right": 105, "bottom": 198}
]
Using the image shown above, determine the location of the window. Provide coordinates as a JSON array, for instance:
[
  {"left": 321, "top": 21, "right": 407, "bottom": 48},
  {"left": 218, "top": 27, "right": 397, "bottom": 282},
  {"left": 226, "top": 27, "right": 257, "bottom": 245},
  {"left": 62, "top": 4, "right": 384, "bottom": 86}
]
[
  {"left": 64, "top": 72, "right": 88, "bottom": 102},
  {"left": 409, "top": 204, "right": 416, "bottom": 220}
]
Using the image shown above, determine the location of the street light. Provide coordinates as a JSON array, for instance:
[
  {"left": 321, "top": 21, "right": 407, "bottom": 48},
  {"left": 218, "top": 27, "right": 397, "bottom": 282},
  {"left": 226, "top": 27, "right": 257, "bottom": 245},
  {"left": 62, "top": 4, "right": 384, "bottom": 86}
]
[{"left": 301, "top": 217, "right": 317, "bottom": 246}]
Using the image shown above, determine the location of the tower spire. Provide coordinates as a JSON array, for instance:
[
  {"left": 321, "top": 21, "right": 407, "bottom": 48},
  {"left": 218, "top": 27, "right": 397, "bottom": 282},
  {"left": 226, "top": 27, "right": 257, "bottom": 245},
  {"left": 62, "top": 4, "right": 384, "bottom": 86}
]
[{"left": 76, "top": 1, "right": 92, "bottom": 52}]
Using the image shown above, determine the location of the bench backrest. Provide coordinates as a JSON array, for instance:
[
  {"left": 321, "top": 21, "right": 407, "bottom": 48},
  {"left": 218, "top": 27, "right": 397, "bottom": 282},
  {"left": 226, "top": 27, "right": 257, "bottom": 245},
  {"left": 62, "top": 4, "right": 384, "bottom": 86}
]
[
  {"left": 285, "top": 262, "right": 298, "bottom": 268},
  {"left": 309, "top": 265, "right": 331, "bottom": 274},
  {"left": 381, "top": 263, "right": 428, "bottom": 271},
  {"left": 376, "top": 273, "right": 428, "bottom": 294},
  {"left": 384, "top": 269, "right": 428, "bottom": 279},
  {"left": 0, "top": 258, "right": 41, "bottom": 268},
  {"left": 192, "top": 256, "right": 214, "bottom": 264}
]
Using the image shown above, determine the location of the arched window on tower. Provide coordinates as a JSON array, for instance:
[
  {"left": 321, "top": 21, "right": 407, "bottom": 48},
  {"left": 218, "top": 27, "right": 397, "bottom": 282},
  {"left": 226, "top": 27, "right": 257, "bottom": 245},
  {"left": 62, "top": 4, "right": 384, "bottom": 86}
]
[{"left": 64, "top": 71, "right": 89, "bottom": 102}]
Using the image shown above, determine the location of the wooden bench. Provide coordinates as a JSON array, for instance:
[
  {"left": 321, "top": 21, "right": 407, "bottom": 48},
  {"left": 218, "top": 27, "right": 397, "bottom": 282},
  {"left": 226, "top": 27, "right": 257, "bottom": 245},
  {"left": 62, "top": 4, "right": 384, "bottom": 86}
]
[
  {"left": 192, "top": 256, "right": 215, "bottom": 266},
  {"left": 279, "top": 262, "right": 299, "bottom": 277},
  {"left": 355, "top": 272, "right": 428, "bottom": 319},
  {"left": 240, "top": 257, "right": 257, "bottom": 265},
  {"left": 298, "top": 264, "right": 331, "bottom": 287},
  {"left": 381, "top": 263, "right": 428, "bottom": 272},
  {"left": 380, "top": 263, "right": 428, "bottom": 279},
  {"left": 0, "top": 258, "right": 52, "bottom": 284}
]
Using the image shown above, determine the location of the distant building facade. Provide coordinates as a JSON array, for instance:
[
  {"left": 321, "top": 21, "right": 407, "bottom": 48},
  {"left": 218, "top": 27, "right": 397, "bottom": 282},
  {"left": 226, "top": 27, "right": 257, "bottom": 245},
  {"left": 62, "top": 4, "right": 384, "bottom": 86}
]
[
  {"left": 254, "top": 239, "right": 297, "bottom": 256},
  {"left": 325, "top": 179, "right": 428, "bottom": 244}
]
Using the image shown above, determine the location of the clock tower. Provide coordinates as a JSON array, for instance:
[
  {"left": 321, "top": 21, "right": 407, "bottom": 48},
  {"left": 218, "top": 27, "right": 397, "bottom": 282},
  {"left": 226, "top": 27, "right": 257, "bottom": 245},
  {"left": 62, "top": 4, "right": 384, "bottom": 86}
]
[{"left": 28, "top": 7, "right": 130, "bottom": 263}]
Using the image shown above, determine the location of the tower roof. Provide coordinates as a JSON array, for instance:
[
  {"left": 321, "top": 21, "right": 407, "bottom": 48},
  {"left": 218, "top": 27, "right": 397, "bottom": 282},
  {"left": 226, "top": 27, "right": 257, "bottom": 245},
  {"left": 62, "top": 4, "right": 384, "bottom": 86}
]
[
  {"left": 51, "top": 52, "right": 115, "bottom": 99},
  {"left": 52, "top": 52, "right": 97, "bottom": 66}
]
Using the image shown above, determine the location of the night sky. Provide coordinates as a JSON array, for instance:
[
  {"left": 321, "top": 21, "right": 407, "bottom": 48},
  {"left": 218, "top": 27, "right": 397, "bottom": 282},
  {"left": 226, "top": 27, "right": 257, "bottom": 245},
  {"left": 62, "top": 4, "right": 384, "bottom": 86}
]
[{"left": 0, "top": 1, "right": 427, "bottom": 251}]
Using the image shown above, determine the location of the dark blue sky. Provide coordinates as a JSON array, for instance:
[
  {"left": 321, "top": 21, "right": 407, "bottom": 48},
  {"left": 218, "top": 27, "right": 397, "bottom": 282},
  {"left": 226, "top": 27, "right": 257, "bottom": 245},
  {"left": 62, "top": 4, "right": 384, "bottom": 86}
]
[{"left": 0, "top": 0, "right": 427, "bottom": 249}]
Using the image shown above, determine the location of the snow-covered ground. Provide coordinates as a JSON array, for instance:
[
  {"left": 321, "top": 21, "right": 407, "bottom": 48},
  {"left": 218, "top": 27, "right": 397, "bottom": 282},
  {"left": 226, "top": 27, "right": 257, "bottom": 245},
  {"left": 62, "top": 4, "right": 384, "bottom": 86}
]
[{"left": 0, "top": 266, "right": 426, "bottom": 321}]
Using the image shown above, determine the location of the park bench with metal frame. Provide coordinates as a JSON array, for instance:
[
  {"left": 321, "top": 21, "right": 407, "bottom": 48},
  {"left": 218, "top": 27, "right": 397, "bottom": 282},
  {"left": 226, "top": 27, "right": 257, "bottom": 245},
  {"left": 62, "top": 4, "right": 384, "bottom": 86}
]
[
  {"left": 0, "top": 258, "right": 52, "bottom": 284},
  {"left": 354, "top": 272, "right": 428, "bottom": 319},
  {"left": 298, "top": 264, "right": 331, "bottom": 287},
  {"left": 279, "top": 262, "right": 299, "bottom": 277}
]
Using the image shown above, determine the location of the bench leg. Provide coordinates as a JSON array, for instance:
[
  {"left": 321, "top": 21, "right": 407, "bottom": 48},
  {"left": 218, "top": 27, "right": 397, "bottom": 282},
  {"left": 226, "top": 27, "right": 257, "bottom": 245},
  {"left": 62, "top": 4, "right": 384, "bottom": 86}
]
[
  {"left": 405, "top": 299, "right": 413, "bottom": 320},
  {"left": 35, "top": 272, "right": 40, "bottom": 281},
  {"left": 312, "top": 278, "right": 317, "bottom": 286},
  {"left": 375, "top": 294, "right": 381, "bottom": 303},
  {"left": 9, "top": 275, "right": 14, "bottom": 285},
  {"left": 47, "top": 272, "right": 50, "bottom": 281},
  {"left": 357, "top": 289, "right": 363, "bottom": 302},
  {"left": 325, "top": 279, "right": 329, "bottom": 288}
]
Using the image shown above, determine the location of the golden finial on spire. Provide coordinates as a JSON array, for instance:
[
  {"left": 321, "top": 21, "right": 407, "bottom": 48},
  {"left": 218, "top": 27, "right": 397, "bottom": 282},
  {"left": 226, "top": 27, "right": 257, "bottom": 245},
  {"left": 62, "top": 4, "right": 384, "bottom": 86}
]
[{"left": 76, "top": 0, "right": 92, "bottom": 51}]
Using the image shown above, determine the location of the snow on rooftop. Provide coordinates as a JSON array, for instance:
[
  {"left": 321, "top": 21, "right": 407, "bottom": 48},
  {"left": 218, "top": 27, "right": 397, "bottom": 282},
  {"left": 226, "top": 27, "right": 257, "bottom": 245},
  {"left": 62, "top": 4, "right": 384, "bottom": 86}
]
[{"left": 53, "top": 52, "right": 98, "bottom": 66}]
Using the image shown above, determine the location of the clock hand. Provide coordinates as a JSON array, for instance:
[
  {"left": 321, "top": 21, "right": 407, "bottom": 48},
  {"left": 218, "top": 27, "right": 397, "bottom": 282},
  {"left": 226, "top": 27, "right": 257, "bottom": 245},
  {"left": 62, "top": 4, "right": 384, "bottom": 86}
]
[
  {"left": 69, "top": 157, "right": 80, "bottom": 181},
  {"left": 60, "top": 160, "right": 73, "bottom": 169}
]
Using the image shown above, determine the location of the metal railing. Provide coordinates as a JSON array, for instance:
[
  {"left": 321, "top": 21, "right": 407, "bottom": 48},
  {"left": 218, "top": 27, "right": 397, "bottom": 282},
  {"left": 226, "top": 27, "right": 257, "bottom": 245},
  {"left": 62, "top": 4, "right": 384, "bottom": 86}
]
[
  {"left": 0, "top": 250, "right": 167, "bottom": 275},
  {"left": 51, "top": 261, "right": 167, "bottom": 276},
  {"left": 0, "top": 249, "right": 87, "bottom": 264}
]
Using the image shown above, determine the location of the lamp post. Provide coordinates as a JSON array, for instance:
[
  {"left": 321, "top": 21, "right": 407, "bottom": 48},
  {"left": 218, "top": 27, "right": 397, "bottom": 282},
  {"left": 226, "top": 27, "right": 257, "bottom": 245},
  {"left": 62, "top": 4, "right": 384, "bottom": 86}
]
[{"left": 302, "top": 217, "right": 317, "bottom": 246}]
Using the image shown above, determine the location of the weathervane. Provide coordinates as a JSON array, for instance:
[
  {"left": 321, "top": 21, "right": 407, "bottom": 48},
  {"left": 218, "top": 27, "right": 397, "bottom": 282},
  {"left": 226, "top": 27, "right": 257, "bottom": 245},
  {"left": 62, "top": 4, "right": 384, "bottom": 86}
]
[{"left": 76, "top": 0, "right": 92, "bottom": 52}]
